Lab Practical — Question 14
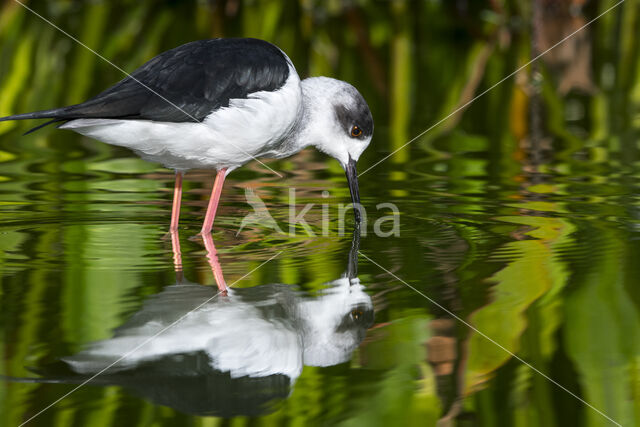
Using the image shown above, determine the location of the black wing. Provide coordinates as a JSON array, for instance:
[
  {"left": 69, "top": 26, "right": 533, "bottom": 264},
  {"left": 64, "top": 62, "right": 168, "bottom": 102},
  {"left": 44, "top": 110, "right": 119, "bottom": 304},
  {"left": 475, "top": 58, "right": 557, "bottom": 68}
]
[{"left": 0, "top": 38, "right": 291, "bottom": 128}]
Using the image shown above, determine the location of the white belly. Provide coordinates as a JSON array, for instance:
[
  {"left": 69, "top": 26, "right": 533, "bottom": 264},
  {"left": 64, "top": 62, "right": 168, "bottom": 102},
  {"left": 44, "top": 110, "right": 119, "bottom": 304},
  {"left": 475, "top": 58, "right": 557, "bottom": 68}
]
[{"left": 60, "top": 67, "right": 302, "bottom": 172}]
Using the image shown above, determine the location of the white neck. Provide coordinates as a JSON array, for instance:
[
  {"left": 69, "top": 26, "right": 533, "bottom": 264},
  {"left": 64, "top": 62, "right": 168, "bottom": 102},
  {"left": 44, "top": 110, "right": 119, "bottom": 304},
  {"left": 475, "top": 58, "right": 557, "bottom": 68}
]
[{"left": 284, "top": 78, "right": 346, "bottom": 152}]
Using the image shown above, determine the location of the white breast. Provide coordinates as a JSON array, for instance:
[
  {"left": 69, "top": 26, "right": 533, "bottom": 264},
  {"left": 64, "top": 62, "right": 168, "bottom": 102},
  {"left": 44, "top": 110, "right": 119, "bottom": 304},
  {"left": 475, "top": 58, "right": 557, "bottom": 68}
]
[{"left": 60, "top": 63, "right": 303, "bottom": 172}]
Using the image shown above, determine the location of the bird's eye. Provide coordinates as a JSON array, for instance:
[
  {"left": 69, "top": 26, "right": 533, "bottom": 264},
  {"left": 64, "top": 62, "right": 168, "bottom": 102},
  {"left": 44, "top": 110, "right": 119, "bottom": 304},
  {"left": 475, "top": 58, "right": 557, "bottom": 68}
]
[
  {"left": 351, "top": 309, "right": 363, "bottom": 320},
  {"left": 350, "top": 126, "right": 362, "bottom": 137}
]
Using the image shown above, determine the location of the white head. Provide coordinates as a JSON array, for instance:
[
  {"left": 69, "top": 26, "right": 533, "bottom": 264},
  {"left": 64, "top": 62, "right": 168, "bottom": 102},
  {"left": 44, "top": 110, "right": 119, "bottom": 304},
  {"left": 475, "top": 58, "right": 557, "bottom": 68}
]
[
  {"left": 300, "top": 77, "right": 373, "bottom": 166},
  {"left": 299, "top": 77, "right": 374, "bottom": 220}
]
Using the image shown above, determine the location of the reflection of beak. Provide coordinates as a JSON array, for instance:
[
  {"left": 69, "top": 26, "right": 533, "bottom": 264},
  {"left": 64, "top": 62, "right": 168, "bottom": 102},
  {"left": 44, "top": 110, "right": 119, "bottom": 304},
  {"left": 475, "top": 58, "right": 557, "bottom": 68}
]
[{"left": 345, "top": 157, "right": 361, "bottom": 223}]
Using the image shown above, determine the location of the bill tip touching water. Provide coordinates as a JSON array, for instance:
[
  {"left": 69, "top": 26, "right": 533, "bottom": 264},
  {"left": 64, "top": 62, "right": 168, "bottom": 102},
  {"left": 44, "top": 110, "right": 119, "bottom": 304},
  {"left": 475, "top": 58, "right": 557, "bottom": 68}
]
[{"left": 0, "top": 38, "right": 373, "bottom": 234}]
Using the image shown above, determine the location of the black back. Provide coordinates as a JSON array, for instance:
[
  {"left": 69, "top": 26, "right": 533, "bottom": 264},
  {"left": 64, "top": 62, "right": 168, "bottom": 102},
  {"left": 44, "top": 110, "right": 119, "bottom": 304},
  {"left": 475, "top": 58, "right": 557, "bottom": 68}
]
[{"left": 0, "top": 38, "right": 291, "bottom": 126}]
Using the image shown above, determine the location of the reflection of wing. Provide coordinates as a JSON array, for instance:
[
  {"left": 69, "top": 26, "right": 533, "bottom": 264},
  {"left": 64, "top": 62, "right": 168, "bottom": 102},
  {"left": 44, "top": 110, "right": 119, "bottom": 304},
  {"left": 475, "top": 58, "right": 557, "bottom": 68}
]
[
  {"left": 63, "top": 284, "right": 303, "bottom": 380},
  {"left": 115, "top": 353, "right": 292, "bottom": 417},
  {"left": 116, "top": 354, "right": 292, "bottom": 417},
  {"left": 20, "top": 352, "right": 293, "bottom": 417}
]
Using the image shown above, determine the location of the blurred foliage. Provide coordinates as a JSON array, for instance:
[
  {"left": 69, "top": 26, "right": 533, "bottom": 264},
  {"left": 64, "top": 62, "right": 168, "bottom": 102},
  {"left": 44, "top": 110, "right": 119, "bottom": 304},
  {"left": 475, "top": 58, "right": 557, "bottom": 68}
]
[{"left": 1, "top": 0, "right": 640, "bottom": 426}]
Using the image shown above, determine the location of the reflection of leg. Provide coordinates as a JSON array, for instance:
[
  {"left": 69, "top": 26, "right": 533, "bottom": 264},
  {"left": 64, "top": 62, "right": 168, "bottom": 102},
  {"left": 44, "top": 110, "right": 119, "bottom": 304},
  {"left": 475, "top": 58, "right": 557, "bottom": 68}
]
[
  {"left": 170, "top": 230, "right": 184, "bottom": 283},
  {"left": 203, "top": 232, "right": 228, "bottom": 294},
  {"left": 200, "top": 168, "right": 228, "bottom": 236},
  {"left": 170, "top": 171, "right": 184, "bottom": 233}
]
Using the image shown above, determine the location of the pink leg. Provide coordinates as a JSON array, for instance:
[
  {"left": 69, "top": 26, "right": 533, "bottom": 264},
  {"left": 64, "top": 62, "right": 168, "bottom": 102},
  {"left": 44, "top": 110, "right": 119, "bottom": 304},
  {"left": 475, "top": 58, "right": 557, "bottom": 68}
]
[
  {"left": 170, "top": 172, "right": 184, "bottom": 233},
  {"left": 200, "top": 168, "right": 228, "bottom": 235},
  {"left": 203, "top": 232, "right": 228, "bottom": 294}
]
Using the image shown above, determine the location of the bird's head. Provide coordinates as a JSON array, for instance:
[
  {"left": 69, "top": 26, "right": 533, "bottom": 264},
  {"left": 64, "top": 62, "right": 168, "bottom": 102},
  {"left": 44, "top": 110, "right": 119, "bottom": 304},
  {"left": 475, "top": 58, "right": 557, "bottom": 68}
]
[{"left": 300, "top": 77, "right": 373, "bottom": 221}]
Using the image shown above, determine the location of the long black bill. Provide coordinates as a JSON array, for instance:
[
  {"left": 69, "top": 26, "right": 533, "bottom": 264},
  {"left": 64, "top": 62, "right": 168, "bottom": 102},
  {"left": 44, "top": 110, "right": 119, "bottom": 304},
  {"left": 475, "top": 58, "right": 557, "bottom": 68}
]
[{"left": 345, "top": 157, "right": 361, "bottom": 223}]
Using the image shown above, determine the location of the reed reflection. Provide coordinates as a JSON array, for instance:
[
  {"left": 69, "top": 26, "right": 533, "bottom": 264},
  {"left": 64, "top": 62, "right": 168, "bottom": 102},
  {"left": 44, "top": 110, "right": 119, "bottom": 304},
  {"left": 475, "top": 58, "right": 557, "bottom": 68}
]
[{"left": 18, "top": 229, "right": 371, "bottom": 417}]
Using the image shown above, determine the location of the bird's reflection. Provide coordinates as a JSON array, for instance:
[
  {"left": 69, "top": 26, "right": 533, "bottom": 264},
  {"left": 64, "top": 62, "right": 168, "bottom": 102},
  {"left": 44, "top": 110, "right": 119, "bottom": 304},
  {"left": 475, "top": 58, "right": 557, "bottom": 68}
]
[{"left": 27, "top": 229, "right": 372, "bottom": 417}]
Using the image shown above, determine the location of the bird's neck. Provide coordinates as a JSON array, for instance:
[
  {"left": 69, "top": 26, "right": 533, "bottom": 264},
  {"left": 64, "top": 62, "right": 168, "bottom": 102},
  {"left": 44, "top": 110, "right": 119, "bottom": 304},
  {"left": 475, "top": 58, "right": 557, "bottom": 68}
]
[{"left": 286, "top": 77, "right": 337, "bottom": 153}]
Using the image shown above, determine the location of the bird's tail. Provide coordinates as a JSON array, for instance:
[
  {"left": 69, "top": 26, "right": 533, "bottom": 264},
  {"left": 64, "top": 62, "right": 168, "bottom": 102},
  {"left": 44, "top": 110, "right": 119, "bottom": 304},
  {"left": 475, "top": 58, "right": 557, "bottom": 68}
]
[
  {"left": 0, "top": 108, "right": 70, "bottom": 135},
  {"left": 0, "top": 107, "right": 69, "bottom": 121}
]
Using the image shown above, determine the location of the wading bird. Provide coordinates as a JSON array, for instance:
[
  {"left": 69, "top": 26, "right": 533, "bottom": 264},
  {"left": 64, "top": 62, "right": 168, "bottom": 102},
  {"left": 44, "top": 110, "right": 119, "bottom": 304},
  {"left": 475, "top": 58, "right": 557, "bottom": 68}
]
[{"left": 0, "top": 38, "right": 373, "bottom": 235}]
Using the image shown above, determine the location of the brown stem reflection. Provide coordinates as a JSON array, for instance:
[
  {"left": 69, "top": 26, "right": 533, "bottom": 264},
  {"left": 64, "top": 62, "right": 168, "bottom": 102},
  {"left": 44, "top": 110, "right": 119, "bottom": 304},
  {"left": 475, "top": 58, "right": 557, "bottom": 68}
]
[{"left": 424, "top": 236, "right": 474, "bottom": 425}]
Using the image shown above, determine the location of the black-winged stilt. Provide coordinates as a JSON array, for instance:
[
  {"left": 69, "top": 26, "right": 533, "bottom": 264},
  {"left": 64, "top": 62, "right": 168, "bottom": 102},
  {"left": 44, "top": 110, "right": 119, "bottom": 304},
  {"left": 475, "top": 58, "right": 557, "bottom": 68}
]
[{"left": 0, "top": 38, "right": 373, "bottom": 235}]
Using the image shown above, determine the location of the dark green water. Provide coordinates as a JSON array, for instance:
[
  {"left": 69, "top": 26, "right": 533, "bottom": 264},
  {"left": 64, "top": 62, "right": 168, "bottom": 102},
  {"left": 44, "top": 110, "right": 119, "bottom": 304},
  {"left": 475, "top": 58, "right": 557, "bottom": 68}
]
[{"left": 1, "top": 1, "right": 640, "bottom": 426}]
